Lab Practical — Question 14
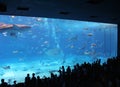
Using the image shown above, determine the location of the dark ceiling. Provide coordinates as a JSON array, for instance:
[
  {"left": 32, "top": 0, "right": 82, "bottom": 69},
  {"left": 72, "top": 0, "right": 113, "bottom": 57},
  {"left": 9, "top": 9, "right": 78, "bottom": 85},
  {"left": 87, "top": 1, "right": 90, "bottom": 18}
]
[{"left": 0, "top": 0, "right": 120, "bottom": 24}]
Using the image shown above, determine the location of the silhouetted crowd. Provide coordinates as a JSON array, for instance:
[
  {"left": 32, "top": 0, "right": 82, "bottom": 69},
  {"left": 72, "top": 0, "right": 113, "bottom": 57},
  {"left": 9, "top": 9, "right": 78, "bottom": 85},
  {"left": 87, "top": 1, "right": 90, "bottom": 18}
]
[{"left": 1, "top": 57, "right": 120, "bottom": 87}]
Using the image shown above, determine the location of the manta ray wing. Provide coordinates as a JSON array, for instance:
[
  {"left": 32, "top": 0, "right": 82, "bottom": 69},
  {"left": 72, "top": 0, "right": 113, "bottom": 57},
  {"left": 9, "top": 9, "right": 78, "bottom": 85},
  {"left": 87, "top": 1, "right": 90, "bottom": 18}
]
[
  {"left": 0, "top": 23, "right": 31, "bottom": 37},
  {"left": 15, "top": 24, "right": 31, "bottom": 29},
  {"left": 0, "top": 23, "right": 13, "bottom": 30}
]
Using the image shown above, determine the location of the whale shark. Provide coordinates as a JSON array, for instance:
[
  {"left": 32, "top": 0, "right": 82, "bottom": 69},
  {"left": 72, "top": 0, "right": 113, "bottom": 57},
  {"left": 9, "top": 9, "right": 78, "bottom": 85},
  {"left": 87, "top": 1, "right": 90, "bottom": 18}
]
[{"left": 0, "top": 22, "right": 31, "bottom": 37}]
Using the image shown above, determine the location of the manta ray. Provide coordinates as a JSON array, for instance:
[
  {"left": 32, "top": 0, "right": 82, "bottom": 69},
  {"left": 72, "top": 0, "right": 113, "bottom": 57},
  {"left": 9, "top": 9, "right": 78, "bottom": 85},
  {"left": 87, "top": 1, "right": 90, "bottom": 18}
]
[{"left": 0, "top": 22, "right": 31, "bottom": 37}]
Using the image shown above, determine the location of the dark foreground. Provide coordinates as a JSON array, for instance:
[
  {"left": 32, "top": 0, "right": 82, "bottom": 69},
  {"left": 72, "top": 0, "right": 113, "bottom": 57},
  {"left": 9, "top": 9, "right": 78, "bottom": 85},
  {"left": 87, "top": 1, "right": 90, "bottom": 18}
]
[{"left": 1, "top": 57, "right": 120, "bottom": 87}]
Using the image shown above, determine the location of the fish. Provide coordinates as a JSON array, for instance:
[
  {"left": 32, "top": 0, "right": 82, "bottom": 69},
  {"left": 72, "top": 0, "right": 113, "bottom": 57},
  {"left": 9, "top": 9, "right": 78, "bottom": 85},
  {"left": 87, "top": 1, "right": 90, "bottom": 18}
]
[
  {"left": 84, "top": 28, "right": 89, "bottom": 30},
  {"left": 87, "top": 33, "right": 93, "bottom": 36},
  {"left": 12, "top": 50, "right": 19, "bottom": 54},
  {"left": 32, "top": 35, "right": 37, "bottom": 39},
  {"left": 49, "top": 70, "right": 58, "bottom": 73},
  {"left": 84, "top": 51, "right": 91, "bottom": 55},
  {"left": 79, "top": 44, "right": 86, "bottom": 50},
  {"left": 45, "top": 48, "right": 61, "bottom": 56},
  {"left": 91, "top": 43, "right": 96, "bottom": 48},
  {"left": 70, "top": 45, "right": 74, "bottom": 48},
  {"left": 0, "top": 22, "right": 31, "bottom": 37},
  {"left": 35, "top": 71, "right": 41, "bottom": 75},
  {"left": 68, "top": 35, "right": 78, "bottom": 42},
  {"left": 45, "top": 48, "right": 64, "bottom": 58},
  {"left": 91, "top": 43, "right": 96, "bottom": 46},
  {"left": 2, "top": 66, "right": 11, "bottom": 70}
]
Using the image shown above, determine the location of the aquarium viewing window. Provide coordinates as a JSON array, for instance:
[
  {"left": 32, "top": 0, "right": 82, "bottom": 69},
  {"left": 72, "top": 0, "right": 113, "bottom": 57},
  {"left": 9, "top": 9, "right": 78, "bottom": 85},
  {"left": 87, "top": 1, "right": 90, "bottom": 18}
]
[{"left": 0, "top": 15, "right": 118, "bottom": 84}]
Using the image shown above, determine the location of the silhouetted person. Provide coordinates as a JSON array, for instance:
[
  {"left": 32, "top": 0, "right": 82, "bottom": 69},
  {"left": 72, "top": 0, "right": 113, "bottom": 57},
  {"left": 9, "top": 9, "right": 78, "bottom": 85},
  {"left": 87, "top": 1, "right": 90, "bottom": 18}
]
[
  {"left": 31, "top": 73, "right": 36, "bottom": 87},
  {"left": 11, "top": 80, "right": 17, "bottom": 87},
  {"left": 36, "top": 76, "right": 42, "bottom": 87},
  {"left": 25, "top": 74, "right": 30, "bottom": 87},
  {"left": 66, "top": 66, "right": 71, "bottom": 75},
  {"left": 0, "top": 79, "right": 8, "bottom": 87},
  {"left": 66, "top": 66, "right": 72, "bottom": 87}
]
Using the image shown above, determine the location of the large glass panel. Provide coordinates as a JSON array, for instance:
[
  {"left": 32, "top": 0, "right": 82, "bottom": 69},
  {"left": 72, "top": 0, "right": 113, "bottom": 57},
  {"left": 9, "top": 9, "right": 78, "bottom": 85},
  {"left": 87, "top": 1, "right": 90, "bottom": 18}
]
[{"left": 0, "top": 15, "right": 117, "bottom": 84}]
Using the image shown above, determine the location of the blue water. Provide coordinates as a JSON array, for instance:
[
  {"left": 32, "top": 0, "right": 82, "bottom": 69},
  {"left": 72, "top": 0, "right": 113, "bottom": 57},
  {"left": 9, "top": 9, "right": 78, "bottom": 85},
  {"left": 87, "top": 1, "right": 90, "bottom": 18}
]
[{"left": 0, "top": 15, "right": 117, "bottom": 84}]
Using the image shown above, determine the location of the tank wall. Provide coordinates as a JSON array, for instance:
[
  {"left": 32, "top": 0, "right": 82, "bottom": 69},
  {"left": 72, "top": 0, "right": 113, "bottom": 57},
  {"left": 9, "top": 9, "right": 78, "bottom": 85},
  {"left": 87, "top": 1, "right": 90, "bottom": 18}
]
[{"left": 0, "top": 15, "right": 118, "bottom": 84}]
